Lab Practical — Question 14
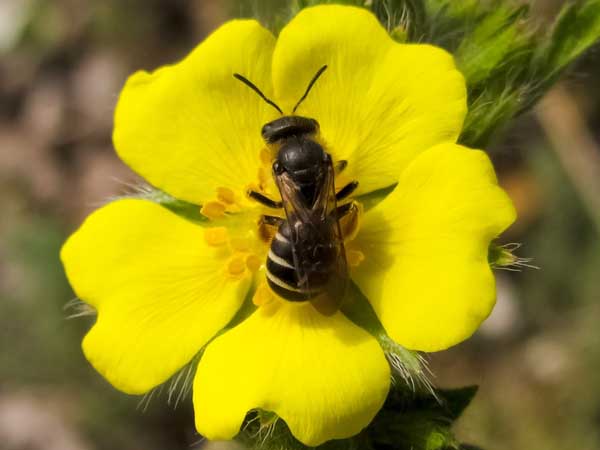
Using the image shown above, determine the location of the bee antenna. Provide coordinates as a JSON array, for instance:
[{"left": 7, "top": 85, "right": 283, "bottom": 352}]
[
  {"left": 233, "top": 73, "right": 283, "bottom": 115},
  {"left": 292, "top": 65, "right": 328, "bottom": 114}
]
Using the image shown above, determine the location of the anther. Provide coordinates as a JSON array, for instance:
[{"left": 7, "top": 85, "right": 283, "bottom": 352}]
[
  {"left": 253, "top": 283, "right": 274, "bottom": 306},
  {"left": 217, "top": 187, "right": 236, "bottom": 205},
  {"left": 200, "top": 201, "right": 226, "bottom": 220},
  {"left": 347, "top": 250, "right": 365, "bottom": 267},
  {"left": 227, "top": 255, "right": 246, "bottom": 277},
  {"left": 245, "top": 254, "right": 262, "bottom": 272},
  {"left": 257, "top": 167, "right": 269, "bottom": 186},
  {"left": 204, "top": 227, "right": 229, "bottom": 246},
  {"left": 259, "top": 147, "right": 272, "bottom": 166}
]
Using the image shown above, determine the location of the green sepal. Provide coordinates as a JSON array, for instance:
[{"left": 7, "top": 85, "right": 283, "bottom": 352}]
[
  {"left": 488, "top": 242, "right": 536, "bottom": 271},
  {"left": 123, "top": 186, "right": 207, "bottom": 224},
  {"left": 369, "top": 385, "right": 478, "bottom": 450},
  {"left": 454, "top": 5, "right": 530, "bottom": 86},
  {"left": 235, "top": 385, "right": 479, "bottom": 450},
  {"left": 341, "top": 281, "right": 432, "bottom": 392},
  {"left": 535, "top": 0, "right": 600, "bottom": 85},
  {"left": 459, "top": 85, "right": 523, "bottom": 148},
  {"left": 292, "top": 0, "right": 367, "bottom": 11},
  {"left": 450, "top": 3, "right": 534, "bottom": 148},
  {"left": 435, "top": 386, "right": 478, "bottom": 422},
  {"left": 488, "top": 242, "right": 516, "bottom": 268},
  {"left": 380, "top": 385, "right": 478, "bottom": 427},
  {"left": 355, "top": 183, "right": 396, "bottom": 213},
  {"left": 237, "top": 412, "right": 374, "bottom": 450},
  {"left": 420, "top": 0, "right": 600, "bottom": 148},
  {"left": 370, "top": 0, "right": 427, "bottom": 41}
]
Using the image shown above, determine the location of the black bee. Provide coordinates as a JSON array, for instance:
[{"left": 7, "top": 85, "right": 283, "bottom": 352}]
[{"left": 234, "top": 66, "right": 359, "bottom": 306}]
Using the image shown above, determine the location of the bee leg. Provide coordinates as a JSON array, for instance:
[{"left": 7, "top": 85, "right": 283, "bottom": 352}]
[
  {"left": 335, "top": 201, "right": 361, "bottom": 241},
  {"left": 247, "top": 190, "right": 283, "bottom": 209},
  {"left": 335, "top": 201, "right": 357, "bottom": 218},
  {"left": 261, "top": 215, "right": 284, "bottom": 226},
  {"left": 258, "top": 214, "right": 284, "bottom": 242},
  {"left": 336, "top": 181, "right": 359, "bottom": 201},
  {"left": 334, "top": 160, "right": 348, "bottom": 175}
]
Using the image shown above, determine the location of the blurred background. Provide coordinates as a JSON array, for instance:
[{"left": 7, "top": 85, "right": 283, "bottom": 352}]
[{"left": 1, "top": 1, "right": 599, "bottom": 449}]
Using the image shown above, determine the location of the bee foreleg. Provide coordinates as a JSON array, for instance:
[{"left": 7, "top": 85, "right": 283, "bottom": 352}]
[
  {"left": 334, "top": 201, "right": 357, "bottom": 218},
  {"left": 335, "top": 181, "right": 358, "bottom": 201},
  {"left": 248, "top": 190, "right": 283, "bottom": 209}
]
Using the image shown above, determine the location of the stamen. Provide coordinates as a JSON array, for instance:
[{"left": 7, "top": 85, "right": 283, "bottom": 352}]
[
  {"left": 347, "top": 250, "right": 365, "bottom": 267},
  {"left": 259, "top": 147, "right": 272, "bottom": 166},
  {"left": 245, "top": 254, "right": 262, "bottom": 272},
  {"left": 227, "top": 255, "right": 246, "bottom": 277},
  {"left": 217, "top": 187, "right": 236, "bottom": 205},
  {"left": 257, "top": 168, "right": 269, "bottom": 187},
  {"left": 204, "top": 227, "right": 229, "bottom": 246},
  {"left": 253, "top": 283, "right": 274, "bottom": 306},
  {"left": 200, "top": 201, "right": 226, "bottom": 220}
]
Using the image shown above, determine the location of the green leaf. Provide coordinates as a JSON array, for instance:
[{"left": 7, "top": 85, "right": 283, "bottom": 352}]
[
  {"left": 455, "top": 5, "right": 530, "bottom": 86},
  {"left": 536, "top": 0, "right": 600, "bottom": 81}
]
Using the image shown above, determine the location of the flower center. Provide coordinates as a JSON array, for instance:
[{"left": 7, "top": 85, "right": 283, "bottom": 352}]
[
  {"left": 200, "top": 147, "right": 366, "bottom": 311},
  {"left": 203, "top": 226, "right": 262, "bottom": 279}
]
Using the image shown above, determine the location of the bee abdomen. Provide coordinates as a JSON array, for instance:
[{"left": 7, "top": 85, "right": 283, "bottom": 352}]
[{"left": 266, "top": 224, "right": 319, "bottom": 302}]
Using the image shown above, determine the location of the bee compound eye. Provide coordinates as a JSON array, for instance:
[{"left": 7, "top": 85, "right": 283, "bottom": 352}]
[
  {"left": 273, "top": 160, "right": 284, "bottom": 175},
  {"left": 261, "top": 123, "right": 271, "bottom": 138}
]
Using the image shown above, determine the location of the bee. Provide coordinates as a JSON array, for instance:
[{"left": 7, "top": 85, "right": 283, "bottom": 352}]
[{"left": 234, "top": 66, "right": 359, "bottom": 308}]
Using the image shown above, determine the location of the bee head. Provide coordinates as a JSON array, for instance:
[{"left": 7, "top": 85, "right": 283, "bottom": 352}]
[{"left": 261, "top": 116, "right": 319, "bottom": 144}]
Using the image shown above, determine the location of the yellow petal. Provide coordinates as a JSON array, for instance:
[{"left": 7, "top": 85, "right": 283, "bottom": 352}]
[
  {"left": 60, "top": 199, "right": 251, "bottom": 394},
  {"left": 193, "top": 300, "right": 390, "bottom": 446},
  {"left": 272, "top": 5, "right": 467, "bottom": 195},
  {"left": 113, "top": 20, "right": 278, "bottom": 204},
  {"left": 352, "top": 144, "right": 516, "bottom": 352}
]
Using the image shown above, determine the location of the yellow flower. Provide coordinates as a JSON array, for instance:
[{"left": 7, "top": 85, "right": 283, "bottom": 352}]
[{"left": 60, "top": 5, "right": 515, "bottom": 447}]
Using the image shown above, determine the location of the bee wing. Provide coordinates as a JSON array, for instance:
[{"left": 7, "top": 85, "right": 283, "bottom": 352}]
[
  {"left": 274, "top": 159, "right": 348, "bottom": 309},
  {"left": 273, "top": 170, "right": 313, "bottom": 298},
  {"left": 318, "top": 159, "right": 349, "bottom": 313}
]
